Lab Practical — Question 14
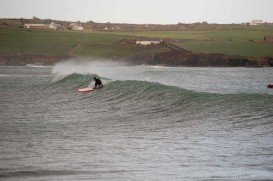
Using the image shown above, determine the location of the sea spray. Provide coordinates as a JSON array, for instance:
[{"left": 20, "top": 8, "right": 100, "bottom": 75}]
[{"left": 50, "top": 59, "right": 126, "bottom": 83}]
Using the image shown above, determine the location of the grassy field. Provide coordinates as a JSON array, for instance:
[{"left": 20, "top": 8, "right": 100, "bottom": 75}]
[
  {"left": 73, "top": 44, "right": 169, "bottom": 58},
  {"left": 103, "top": 25, "right": 273, "bottom": 57},
  {"left": 0, "top": 28, "right": 123, "bottom": 56},
  {"left": 0, "top": 26, "right": 273, "bottom": 58},
  {"left": 0, "top": 28, "right": 169, "bottom": 58}
]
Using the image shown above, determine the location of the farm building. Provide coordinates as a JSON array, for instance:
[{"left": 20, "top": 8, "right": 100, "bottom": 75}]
[
  {"left": 47, "top": 22, "right": 62, "bottom": 30},
  {"left": 136, "top": 38, "right": 162, "bottom": 45},
  {"left": 250, "top": 20, "right": 264, "bottom": 25},
  {"left": 69, "top": 23, "right": 84, "bottom": 31},
  {"left": 264, "top": 36, "right": 273, "bottom": 43},
  {"left": 24, "top": 24, "right": 46, "bottom": 29}
]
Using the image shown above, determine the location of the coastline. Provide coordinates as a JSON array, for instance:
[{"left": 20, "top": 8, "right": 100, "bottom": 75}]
[
  {"left": 0, "top": 55, "right": 71, "bottom": 66},
  {"left": 1, "top": 52, "right": 273, "bottom": 67},
  {"left": 126, "top": 49, "right": 273, "bottom": 67},
  {"left": 0, "top": 45, "right": 273, "bottom": 67}
]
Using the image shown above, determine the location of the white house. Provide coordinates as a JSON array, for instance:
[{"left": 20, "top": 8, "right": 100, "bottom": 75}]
[
  {"left": 69, "top": 23, "right": 84, "bottom": 31},
  {"left": 24, "top": 24, "right": 46, "bottom": 29},
  {"left": 48, "top": 22, "right": 61, "bottom": 30},
  {"left": 250, "top": 20, "right": 263, "bottom": 25},
  {"left": 136, "top": 38, "right": 162, "bottom": 45}
]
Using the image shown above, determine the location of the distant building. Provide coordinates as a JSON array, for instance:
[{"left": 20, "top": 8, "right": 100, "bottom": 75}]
[
  {"left": 264, "top": 36, "right": 273, "bottom": 43},
  {"left": 69, "top": 22, "right": 84, "bottom": 31},
  {"left": 115, "top": 26, "right": 120, "bottom": 30},
  {"left": 250, "top": 20, "right": 264, "bottom": 25},
  {"left": 47, "top": 22, "right": 61, "bottom": 30},
  {"left": 136, "top": 38, "right": 162, "bottom": 45},
  {"left": 24, "top": 24, "right": 46, "bottom": 29},
  {"left": 23, "top": 22, "right": 63, "bottom": 30}
]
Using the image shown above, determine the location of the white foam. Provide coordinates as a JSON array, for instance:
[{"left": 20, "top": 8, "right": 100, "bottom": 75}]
[{"left": 26, "top": 64, "right": 52, "bottom": 68}]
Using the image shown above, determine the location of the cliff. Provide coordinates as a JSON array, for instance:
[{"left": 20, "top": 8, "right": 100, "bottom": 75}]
[
  {"left": 127, "top": 48, "right": 273, "bottom": 67},
  {"left": 1, "top": 49, "right": 273, "bottom": 68}
]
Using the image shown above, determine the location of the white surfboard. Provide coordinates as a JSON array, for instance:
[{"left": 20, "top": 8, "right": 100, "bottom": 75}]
[{"left": 78, "top": 87, "right": 94, "bottom": 92}]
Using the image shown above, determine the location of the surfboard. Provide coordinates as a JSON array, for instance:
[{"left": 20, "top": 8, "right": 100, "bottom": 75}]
[{"left": 78, "top": 87, "right": 94, "bottom": 92}]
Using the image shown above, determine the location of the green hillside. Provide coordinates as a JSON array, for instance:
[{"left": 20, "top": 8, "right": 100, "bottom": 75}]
[{"left": 0, "top": 26, "right": 273, "bottom": 58}]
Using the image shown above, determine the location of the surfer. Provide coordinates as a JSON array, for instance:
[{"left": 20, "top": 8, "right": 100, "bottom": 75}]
[
  {"left": 268, "top": 83, "right": 273, "bottom": 89},
  {"left": 93, "top": 77, "right": 103, "bottom": 89}
]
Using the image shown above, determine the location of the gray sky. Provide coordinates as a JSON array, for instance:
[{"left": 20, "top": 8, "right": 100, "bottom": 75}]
[{"left": 0, "top": 0, "right": 272, "bottom": 24}]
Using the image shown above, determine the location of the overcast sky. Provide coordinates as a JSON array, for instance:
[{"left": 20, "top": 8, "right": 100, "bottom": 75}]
[{"left": 0, "top": 0, "right": 272, "bottom": 24}]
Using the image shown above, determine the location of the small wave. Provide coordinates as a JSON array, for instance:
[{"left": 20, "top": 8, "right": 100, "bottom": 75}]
[
  {"left": 0, "top": 169, "right": 84, "bottom": 178},
  {"left": 145, "top": 65, "right": 168, "bottom": 69},
  {"left": 25, "top": 64, "right": 52, "bottom": 68},
  {"left": 0, "top": 169, "right": 134, "bottom": 178},
  {"left": 0, "top": 74, "right": 51, "bottom": 78}
]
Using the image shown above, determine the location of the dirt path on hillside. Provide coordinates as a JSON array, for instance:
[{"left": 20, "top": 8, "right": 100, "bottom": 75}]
[
  {"left": 68, "top": 43, "right": 81, "bottom": 56},
  {"left": 166, "top": 44, "right": 192, "bottom": 53}
]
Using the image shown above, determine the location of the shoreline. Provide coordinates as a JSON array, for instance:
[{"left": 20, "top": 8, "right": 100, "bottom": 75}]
[
  {"left": 0, "top": 55, "right": 71, "bottom": 66},
  {"left": 126, "top": 48, "right": 273, "bottom": 67},
  {"left": 0, "top": 52, "right": 273, "bottom": 67}
]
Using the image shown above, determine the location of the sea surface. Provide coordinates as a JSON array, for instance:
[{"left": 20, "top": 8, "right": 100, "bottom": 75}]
[{"left": 1, "top": 61, "right": 273, "bottom": 180}]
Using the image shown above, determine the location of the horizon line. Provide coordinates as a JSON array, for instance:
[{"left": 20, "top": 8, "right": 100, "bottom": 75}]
[{"left": 0, "top": 16, "right": 269, "bottom": 25}]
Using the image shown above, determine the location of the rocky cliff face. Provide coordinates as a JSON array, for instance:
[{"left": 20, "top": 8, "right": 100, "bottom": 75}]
[
  {"left": 127, "top": 49, "right": 273, "bottom": 67},
  {"left": 1, "top": 49, "right": 273, "bottom": 67}
]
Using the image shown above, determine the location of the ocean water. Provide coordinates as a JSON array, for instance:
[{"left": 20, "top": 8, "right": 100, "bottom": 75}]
[{"left": 1, "top": 61, "right": 273, "bottom": 180}]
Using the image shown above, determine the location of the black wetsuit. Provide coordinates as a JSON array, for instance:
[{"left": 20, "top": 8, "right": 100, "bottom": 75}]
[{"left": 94, "top": 78, "right": 102, "bottom": 89}]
